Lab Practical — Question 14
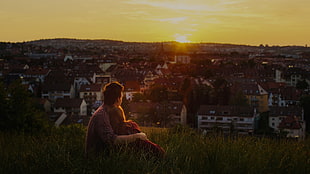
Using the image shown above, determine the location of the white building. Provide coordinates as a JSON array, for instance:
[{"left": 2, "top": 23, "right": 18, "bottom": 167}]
[
  {"left": 197, "top": 105, "right": 256, "bottom": 135},
  {"left": 175, "top": 55, "right": 191, "bottom": 64},
  {"left": 54, "top": 98, "right": 87, "bottom": 116},
  {"left": 269, "top": 106, "right": 305, "bottom": 140}
]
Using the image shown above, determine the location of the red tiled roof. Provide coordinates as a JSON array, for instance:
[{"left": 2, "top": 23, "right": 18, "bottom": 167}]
[
  {"left": 125, "top": 81, "right": 140, "bottom": 92},
  {"left": 269, "top": 106, "right": 302, "bottom": 117},
  {"left": 25, "top": 68, "right": 50, "bottom": 75},
  {"left": 80, "top": 83, "right": 102, "bottom": 92},
  {"left": 278, "top": 116, "right": 302, "bottom": 129},
  {"left": 42, "top": 83, "right": 72, "bottom": 91},
  {"left": 154, "top": 77, "right": 183, "bottom": 90},
  {"left": 259, "top": 82, "right": 285, "bottom": 91},
  {"left": 54, "top": 98, "right": 83, "bottom": 108}
]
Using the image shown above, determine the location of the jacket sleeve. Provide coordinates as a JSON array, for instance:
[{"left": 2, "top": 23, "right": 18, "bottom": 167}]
[{"left": 95, "top": 109, "right": 117, "bottom": 144}]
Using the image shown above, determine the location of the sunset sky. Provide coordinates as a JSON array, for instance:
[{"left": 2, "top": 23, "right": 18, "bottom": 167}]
[{"left": 1, "top": 0, "right": 309, "bottom": 46}]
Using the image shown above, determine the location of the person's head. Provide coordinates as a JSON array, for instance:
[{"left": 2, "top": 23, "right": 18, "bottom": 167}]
[{"left": 103, "top": 81, "right": 124, "bottom": 106}]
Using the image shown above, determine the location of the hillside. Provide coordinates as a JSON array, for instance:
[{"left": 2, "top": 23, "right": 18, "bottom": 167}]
[{"left": 1, "top": 125, "right": 309, "bottom": 173}]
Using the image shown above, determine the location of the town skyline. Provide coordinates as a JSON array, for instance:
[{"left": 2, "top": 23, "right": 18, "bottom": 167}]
[{"left": 1, "top": 0, "right": 310, "bottom": 46}]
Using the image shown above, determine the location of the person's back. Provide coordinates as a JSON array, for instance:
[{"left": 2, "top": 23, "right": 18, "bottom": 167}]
[{"left": 85, "top": 105, "right": 116, "bottom": 158}]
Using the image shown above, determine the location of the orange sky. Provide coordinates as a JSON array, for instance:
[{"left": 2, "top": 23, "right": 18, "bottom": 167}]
[{"left": 1, "top": 0, "right": 309, "bottom": 46}]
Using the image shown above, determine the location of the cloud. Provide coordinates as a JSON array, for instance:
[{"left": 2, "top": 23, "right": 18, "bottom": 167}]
[
  {"left": 155, "top": 17, "right": 187, "bottom": 24},
  {"left": 125, "top": 0, "right": 221, "bottom": 11}
]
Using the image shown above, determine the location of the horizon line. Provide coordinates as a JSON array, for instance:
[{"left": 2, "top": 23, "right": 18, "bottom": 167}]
[{"left": 0, "top": 37, "right": 308, "bottom": 47}]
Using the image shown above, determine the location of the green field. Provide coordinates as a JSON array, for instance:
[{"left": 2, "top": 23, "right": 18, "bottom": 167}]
[{"left": 0, "top": 124, "right": 309, "bottom": 174}]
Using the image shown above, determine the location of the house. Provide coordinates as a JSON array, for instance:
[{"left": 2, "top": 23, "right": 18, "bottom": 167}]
[
  {"left": 267, "top": 86, "right": 301, "bottom": 107},
  {"left": 128, "top": 101, "right": 184, "bottom": 127},
  {"left": 92, "top": 73, "right": 111, "bottom": 84},
  {"left": 41, "top": 70, "right": 75, "bottom": 102},
  {"left": 284, "top": 68, "right": 304, "bottom": 87},
  {"left": 197, "top": 105, "right": 256, "bottom": 135},
  {"left": 38, "top": 98, "right": 52, "bottom": 112},
  {"left": 240, "top": 83, "right": 269, "bottom": 113},
  {"left": 175, "top": 55, "right": 191, "bottom": 64},
  {"left": 42, "top": 83, "right": 75, "bottom": 102},
  {"left": 79, "top": 83, "right": 103, "bottom": 113},
  {"left": 153, "top": 77, "right": 183, "bottom": 93},
  {"left": 143, "top": 70, "right": 158, "bottom": 91},
  {"left": 155, "top": 62, "right": 171, "bottom": 77},
  {"left": 24, "top": 67, "right": 50, "bottom": 82},
  {"left": 124, "top": 80, "right": 141, "bottom": 101},
  {"left": 53, "top": 98, "right": 87, "bottom": 116},
  {"left": 64, "top": 55, "right": 73, "bottom": 62},
  {"left": 98, "top": 60, "right": 117, "bottom": 72},
  {"left": 269, "top": 106, "right": 305, "bottom": 139},
  {"left": 278, "top": 115, "right": 306, "bottom": 140},
  {"left": 154, "top": 101, "right": 183, "bottom": 127}
]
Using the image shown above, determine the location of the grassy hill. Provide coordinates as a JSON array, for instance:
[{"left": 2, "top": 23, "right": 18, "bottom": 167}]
[{"left": 0, "top": 124, "right": 309, "bottom": 174}]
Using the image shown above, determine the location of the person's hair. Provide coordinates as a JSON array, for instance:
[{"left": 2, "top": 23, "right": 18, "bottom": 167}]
[{"left": 103, "top": 81, "right": 124, "bottom": 105}]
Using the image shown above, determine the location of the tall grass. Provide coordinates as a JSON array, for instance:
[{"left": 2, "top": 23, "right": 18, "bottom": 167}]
[{"left": 0, "top": 124, "right": 309, "bottom": 174}]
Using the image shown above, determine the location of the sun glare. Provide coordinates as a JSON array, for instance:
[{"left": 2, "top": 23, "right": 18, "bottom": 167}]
[{"left": 174, "top": 34, "right": 191, "bottom": 43}]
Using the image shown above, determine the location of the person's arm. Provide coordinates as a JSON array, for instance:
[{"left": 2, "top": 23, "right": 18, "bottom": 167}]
[
  {"left": 96, "top": 109, "right": 147, "bottom": 145},
  {"left": 114, "top": 132, "right": 147, "bottom": 144}
]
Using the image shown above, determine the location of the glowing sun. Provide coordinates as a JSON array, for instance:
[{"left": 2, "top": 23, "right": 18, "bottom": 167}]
[{"left": 174, "top": 34, "right": 191, "bottom": 43}]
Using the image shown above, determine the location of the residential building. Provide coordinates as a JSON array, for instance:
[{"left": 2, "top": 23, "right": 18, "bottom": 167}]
[
  {"left": 124, "top": 80, "right": 141, "bottom": 101},
  {"left": 42, "top": 83, "right": 75, "bottom": 102},
  {"left": 154, "top": 101, "right": 183, "bottom": 127},
  {"left": 39, "top": 98, "right": 52, "bottom": 112},
  {"left": 42, "top": 70, "right": 75, "bottom": 102},
  {"left": 241, "top": 83, "right": 269, "bottom": 113},
  {"left": 92, "top": 73, "right": 111, "bottom": 84},
  {"left": 278, "top": 115, "right": 306, "bottom": 140},
  {"left": 175, "top": 55, "right": 191, "bottom": 64},
  {"left": 197, "top": 105, "right": 256, "bottom": 135},
  {"left": 79, "top": 83, "right": 103, "bottom": 113},
  {"left": 24, "top": 68, "right": 51, "bottom": 82},
  {"left": 53, "top": 98, "right": 87, "bottom": 116},
  {"left": 269, "top": 106, "right": 305, "bottom": 139}
]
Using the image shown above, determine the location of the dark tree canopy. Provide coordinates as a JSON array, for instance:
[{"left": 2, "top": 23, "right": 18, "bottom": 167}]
[{"left": 0, "top": 80, "right": 50, "bottom": 133}]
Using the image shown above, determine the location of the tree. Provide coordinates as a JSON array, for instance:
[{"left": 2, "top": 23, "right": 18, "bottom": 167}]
[
  {"left": 148, "top": 85, "right": 168, "bottom": 102},
  {"left": 0, "top": 80, "right": 50, "bottom": 133},
  {"left": 155, "top": 101, "right": 174, "bottom": 128},
  {"left": 296, "top": 80, "right": 309, "bottom": 90},
  {"left": 300, "top": 95, "right": 310, "bottom": 132},
  {"left": 0, "top": 82, "right": 9, "bottom": 128},
  {"left": 213, "top": 78, "right": 231, "bottom": 105},
  {"left": 132, "top": 93, "right": 147, "bottom": 102},
  {"left": 255, "top": 111, "right": 274, "bottom": 135}
]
